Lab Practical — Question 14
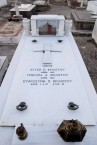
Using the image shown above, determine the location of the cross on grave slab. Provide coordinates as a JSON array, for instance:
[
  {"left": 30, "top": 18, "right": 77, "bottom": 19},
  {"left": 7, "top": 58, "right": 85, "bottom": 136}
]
[
  {"left": 11, "top": 0, "right": 20, "bottom": 16},
  {"left": 33, "top": 43, "right": 62, "bottom": 64}
]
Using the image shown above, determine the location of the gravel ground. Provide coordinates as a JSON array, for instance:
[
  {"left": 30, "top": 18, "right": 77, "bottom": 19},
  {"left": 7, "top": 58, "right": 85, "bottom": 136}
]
[
  {"left": 74, "top": 36, "right": 97, "bottom": 92},
  {"left": 0, "top": 4, "right": 97, "bottom": 92}
]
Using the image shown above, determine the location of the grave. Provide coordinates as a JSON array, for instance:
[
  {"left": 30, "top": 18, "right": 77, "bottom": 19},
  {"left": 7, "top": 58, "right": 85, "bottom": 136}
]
[
  {"left": 71, "top": 10, "right": 96, "bottom": 30},
  {"left": 10, "top": 4, "right": 36, "bottom": 19},
  {"left": 0, "top": 14, "right": 97, "bottom": 145},
  {"left": 0, "top": 21, "right": 23, "bottom": 44},
  {"left": 33, "top": 1, "right": 50, "bottom": 12}
]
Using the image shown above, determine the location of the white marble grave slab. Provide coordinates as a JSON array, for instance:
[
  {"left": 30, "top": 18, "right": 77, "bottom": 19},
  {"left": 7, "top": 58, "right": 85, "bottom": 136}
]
[
  {"left": 12, "top": 125, "right": 84, "bottom": 145},
  {"left": 18, "top": 4, "right": 32, "bottom": 9},
  {"left": 10, "top": 4, "right": 35, "bottom": 12},
  {"left": 0, "top": 36, "right": 96, "bottom": 126}
]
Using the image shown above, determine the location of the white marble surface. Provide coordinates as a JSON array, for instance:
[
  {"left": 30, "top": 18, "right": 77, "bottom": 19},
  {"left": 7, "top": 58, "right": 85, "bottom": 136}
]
[
  {"left": 31, "top": 15, "right": 64, "bottom": 20},
  {"left": 10, "top": 4, "right": 35, "bottom": 12},
  {"left": 0, "top": 0, "right": 7, "bottom": 7},
  {"left": 0, "top": 36, "right": 95, "bottom": 126},
  {"left": 0, "top": 34, "right": 97, "bottom": 145},
  {"left": 18, "top": 4, "right": 32, "bottom": 9},
  {"left": 0, "top": 36, "right": 27, "bottom": 145},
  {"left": 33, "top": 0, "right": 46, "bottom": 5},
  {"left": 87, "top": 1, "right": 97, "bottom": 13}
]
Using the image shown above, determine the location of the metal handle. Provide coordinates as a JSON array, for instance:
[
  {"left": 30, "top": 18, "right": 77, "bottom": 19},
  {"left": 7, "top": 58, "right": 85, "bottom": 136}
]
[
  {"left": 16, "top": 102, "right": 27, "bottom": 111},
  {"left": 68, "top": 102, "right": 79, "bottom": 110}
]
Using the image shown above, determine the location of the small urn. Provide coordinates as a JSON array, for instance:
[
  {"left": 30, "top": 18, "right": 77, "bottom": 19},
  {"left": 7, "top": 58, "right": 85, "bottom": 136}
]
[
  {"left": 16, "top": 123, "right": 28, "bottom": 140},
  {"left": 57, "top": 120, "right": 87, "bottom": 142}
]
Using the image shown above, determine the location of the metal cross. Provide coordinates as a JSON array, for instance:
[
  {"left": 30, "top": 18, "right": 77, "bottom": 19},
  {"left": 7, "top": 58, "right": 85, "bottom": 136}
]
[{"left": 33, "top": 50, "right": 62, "bottom": 53}]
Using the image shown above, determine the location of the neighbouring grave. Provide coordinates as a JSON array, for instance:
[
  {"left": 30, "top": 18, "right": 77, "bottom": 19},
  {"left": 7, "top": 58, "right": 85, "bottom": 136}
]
[
  {"left": 71, "top": 10, "right": 96, "bottom": 30},
  {"left": 0, "top": 22, "right": 23, "bottom": 43},
  {"left": 10, "top": 4, "right": 36, "bottom": 19},
  {"left": 33, "top": 0, "right": 50, "bottom": 12}
]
